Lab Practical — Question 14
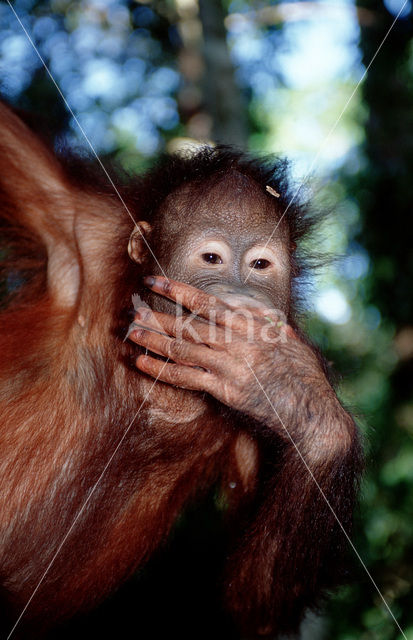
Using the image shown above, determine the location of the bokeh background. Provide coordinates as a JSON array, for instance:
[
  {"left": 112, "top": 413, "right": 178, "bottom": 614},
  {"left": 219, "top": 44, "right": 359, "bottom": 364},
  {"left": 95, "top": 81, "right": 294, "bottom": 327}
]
[{"left": 1, "top": 0, "right": 412, "bottom": 638}]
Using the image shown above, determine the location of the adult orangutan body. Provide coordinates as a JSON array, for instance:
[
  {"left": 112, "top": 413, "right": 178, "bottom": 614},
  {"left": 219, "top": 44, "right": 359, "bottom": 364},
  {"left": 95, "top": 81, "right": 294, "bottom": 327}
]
[{"left": 0, "top": 102, "right": 362, "bottom": 637}]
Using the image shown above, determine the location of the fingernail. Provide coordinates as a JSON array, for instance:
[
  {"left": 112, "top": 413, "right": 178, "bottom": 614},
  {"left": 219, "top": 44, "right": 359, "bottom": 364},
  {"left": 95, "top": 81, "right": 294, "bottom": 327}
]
[{"left": 144, "top": 276, "right": 156, "bottom": 287}]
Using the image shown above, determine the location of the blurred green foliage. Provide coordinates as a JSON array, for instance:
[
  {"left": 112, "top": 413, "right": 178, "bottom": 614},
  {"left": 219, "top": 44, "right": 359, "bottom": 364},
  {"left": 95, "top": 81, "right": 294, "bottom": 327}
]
[{"left": 322, "top": 2, "right": 413, "bottom": 638}]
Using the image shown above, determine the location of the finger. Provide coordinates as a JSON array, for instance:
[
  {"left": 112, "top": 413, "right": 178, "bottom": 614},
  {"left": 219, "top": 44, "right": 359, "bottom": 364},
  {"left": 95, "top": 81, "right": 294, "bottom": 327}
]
[
  {"left": 134, "top": 309, "right": 226, "bottom": 347},
  {"left": 143, "top": 276, "right": 258, "bottom": 333},
  {"left": 130, "top": 327, "right": 222, "bottom": 371},
  {"left": 132, "top": 306, "right": 168, "bottom": 335},
  {"left": 136, "top": 355, "right": 215, "bottom": 392},
  {"left": 143, "top": 276, "right": 227, "bottom": 319}
]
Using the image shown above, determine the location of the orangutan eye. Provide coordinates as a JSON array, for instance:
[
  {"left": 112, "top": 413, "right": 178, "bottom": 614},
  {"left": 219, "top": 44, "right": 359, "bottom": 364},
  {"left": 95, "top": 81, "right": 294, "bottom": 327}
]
[
  {"left": 202, "top": 253, "right": 223, "bottom": 264},
  {"left": 250, "top": 258, "right": 271, "bottom": 270}
]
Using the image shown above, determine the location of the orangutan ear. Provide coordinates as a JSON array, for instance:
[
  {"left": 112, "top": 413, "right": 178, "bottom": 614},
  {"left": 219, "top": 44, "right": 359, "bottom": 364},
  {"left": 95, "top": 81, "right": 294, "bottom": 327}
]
[{"left": 127, "top": 221, "right": 152, "bottom": 264}]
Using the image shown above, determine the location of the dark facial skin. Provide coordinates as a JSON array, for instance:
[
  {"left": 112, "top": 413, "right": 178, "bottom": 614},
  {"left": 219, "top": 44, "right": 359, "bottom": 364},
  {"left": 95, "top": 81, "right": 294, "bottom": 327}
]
[{"left": 141, "top": 173, "right": 291, "bottom": 316}]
